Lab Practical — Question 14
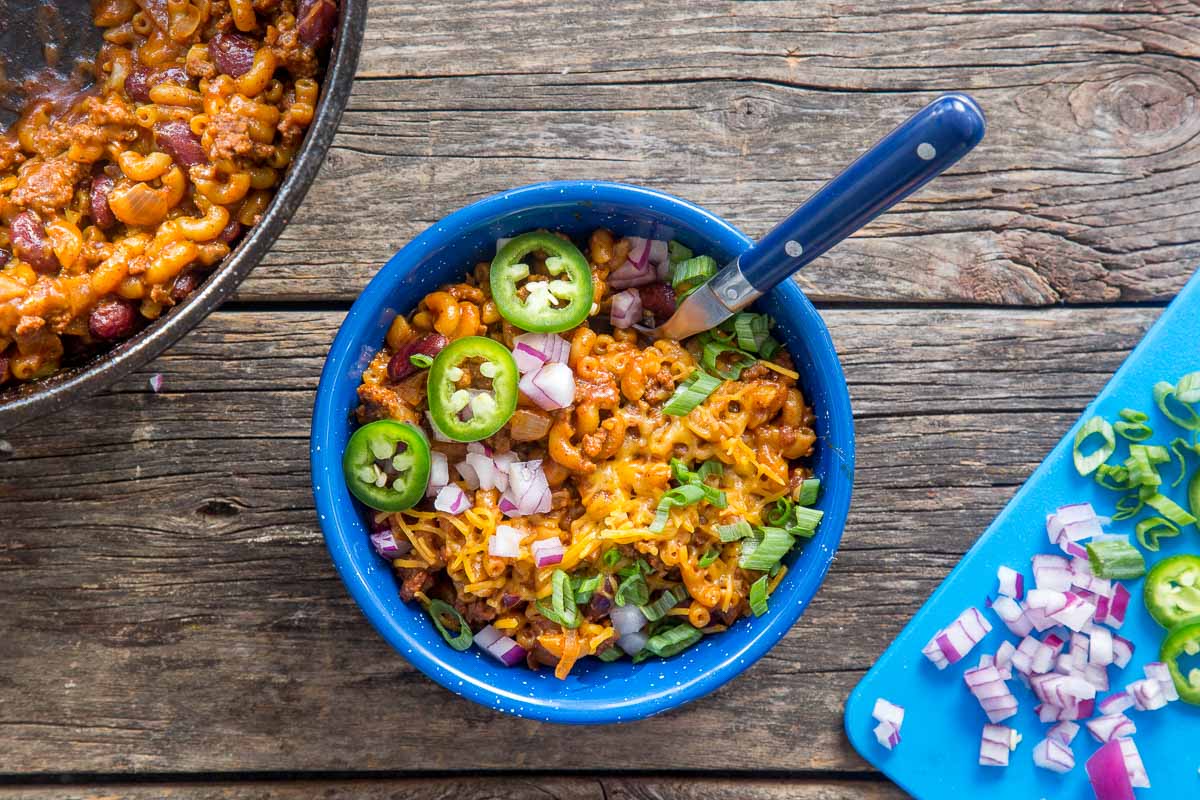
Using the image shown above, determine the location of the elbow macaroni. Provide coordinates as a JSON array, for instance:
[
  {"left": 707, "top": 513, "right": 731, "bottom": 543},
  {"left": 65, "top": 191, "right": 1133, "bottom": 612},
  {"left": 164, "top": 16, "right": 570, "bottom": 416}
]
[{"left": 0, "top": 1, "right": 338, "bottom": 384}]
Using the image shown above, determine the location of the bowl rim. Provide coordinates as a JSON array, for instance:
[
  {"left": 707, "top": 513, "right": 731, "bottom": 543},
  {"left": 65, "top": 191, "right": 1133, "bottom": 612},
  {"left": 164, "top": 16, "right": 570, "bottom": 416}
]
[
  {"left": 0, "top": 0, "right": 368, "bottom": 432},
  {"left": 310, "top": 180, "right": 855, "bottom": 724}
]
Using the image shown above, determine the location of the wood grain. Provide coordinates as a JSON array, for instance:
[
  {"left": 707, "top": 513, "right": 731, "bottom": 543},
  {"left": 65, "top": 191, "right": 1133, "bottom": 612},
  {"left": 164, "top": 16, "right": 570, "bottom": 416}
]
[
  {"left": 0, "top": 777, "right": 904, "bottom": 800},
  {"left": 237, "top": 0, "right": 1200, "bottom": 305},
  {"left": 0, "top": 305, "right": 1158, "bottom": 774}
]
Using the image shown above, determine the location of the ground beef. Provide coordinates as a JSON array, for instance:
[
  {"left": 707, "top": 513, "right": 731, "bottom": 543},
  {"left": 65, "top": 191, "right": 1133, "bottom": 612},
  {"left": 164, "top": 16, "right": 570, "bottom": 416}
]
[
  {"left": 454, "top": 597, "right": 496, "bottom": 626},
  {"left": 10, "top": 156, "right": 86, "bottom": 216},
  {"left": 356, "top": 383, "right": 410, "bottom": 424},
  {"left": 207, "top": 111, "right": 273, "bottom": 161},
  {"left": 397, "top": 568, "right": 433, "bottom": 602}
]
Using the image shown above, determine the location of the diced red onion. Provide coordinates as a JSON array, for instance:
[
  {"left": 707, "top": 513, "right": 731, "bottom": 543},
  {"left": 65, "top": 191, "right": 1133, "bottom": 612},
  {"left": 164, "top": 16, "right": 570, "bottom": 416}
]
[
  {"left": 874, "top": 721, "right": 902, "bottom": 751},
  {"left": 1048, "top": 592, "right": 1097, "bottom": 632},
  {"left": 979, "top": 724, "right": 1019, "bottom": 767},
  {"left": 1086, "top": 739, "right": 1135, "bottom": 800},
  {"left": 519, "top": 362, "right": 576, "bottom": 411},
  {"left": 1084, "top": 662, "right": 1110, "bottom": 692},
  {"left": 618, "top": 630, "right": 648, "bottom": 656},
  {"left": 990, "top": 596, "right": 1033, "bottom": 637},
  {"left": 612, "top": 604, "right": 648, "bottom": 637},
  {"left": 474, "top": 624, "right": 503, "bottom": 650},
  {"left": 1098, "top": 690, "right": 1135, "bottom": 716},
  {"left": 608, "top": 239, "right": 657, "bottom": 290},
  {"left": 996, "top": 565, "right": 1024, "bottom": 599},
  {"left": 1033, "top": 737, "right": 1075, "bottom": 774},
  {"left": 1033, "top": 554, "right": 1073, "bottom": 592},
  {"left": 488, "top": 524, "right": 523, "bottom": 559},
  {"left": 994, "top": 640, "right": 1016, "bottom": 671},
  {"left": 434, "top": 484, "right": 469, "bottom": 515},
  {"left": 922, "top": 607, "right": 992, "bottom": 670},
  {"left": 500, "top": 459, "right": 552, "bottom": 518},
  {"left": 628, "top": 237, "right": 651, "bottom": 269},
  {"left": 871, "top": 698, "right": 905, "bottom": 731},
  {"left": 1119, "top": 738, "right": 1150, "bottom": 789},
  {"left": 484, "top": 635, "right": 527, "bottom": 667},
  {"left": 1086, "top": 713, "right": 1136, "bottom": 743},
  {"left": 1143, "top": 661, "right": 1179, "bottom": 702},
  {"left": 369, "top": 529, "right": 412, "bottom": 560},
  {"left": 511, "top": 333, "right": 571, "bottom": 375},
  {"left": 610, "top": 288, "right": 643, "bottom": 329},
  {"left": 427, "top": 451, "right": 449, "bottom": 497},
  {"left": 965, "top": 665, "right": 1019, "bottom": 723},
  {"left": 1127, "top": 678, "right": 1167, "bottom": 711},
  {"left": 464, "top": 452, "right": 504, "bottom": 492},
  {"left": 1047, "top": 720, "right": 1080, "bottom": 746},
  {"left": 530, "top": 536, "right": 564, "bottom": 567},
  {"left": 1046, "top": 503, "right": 1099, "bottom": 544},
  {"left": 1099, "top": 583, "right": 1130, "bottom": 629},
  {"left": 1088, "top": 625, "right": 1114, "bottom": 666}
]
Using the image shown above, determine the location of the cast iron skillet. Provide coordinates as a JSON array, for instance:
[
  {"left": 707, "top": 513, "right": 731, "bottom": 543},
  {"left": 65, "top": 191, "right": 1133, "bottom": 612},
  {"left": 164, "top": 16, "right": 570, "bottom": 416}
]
[{"left": 0, "top": 0, "right": 368, "bottom": 431}]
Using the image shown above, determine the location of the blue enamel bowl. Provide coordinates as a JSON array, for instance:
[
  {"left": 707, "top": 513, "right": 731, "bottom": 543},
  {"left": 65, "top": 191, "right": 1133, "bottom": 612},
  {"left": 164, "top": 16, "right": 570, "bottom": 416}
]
[{"left": 310, "top": 181, "right": 855, "bottom": 724}]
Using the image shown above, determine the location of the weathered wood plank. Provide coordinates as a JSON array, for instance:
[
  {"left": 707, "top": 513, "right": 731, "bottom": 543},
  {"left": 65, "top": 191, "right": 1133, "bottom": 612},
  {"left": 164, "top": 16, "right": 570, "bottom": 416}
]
[
  {"left": 239, "top": 0, "right": 1200, "bottom": 304},
  {"left": 0, "top": 305, "right": 1157, "bottom": 773},
  {"left": 0, "top": 777, "right": 904, "bottom": 800}
]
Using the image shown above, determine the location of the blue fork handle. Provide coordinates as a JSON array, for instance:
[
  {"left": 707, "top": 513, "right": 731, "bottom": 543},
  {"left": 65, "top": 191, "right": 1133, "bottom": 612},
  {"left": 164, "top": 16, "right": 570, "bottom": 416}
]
[{"left": 736, "top": 93, "right": 985, "bottom": 293}]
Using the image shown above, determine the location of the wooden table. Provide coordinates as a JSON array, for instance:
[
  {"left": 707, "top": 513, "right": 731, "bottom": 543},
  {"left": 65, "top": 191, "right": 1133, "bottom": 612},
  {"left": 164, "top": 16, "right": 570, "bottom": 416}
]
[{"left": 2, "top": 2, "right": 1198, "bottom": 797}]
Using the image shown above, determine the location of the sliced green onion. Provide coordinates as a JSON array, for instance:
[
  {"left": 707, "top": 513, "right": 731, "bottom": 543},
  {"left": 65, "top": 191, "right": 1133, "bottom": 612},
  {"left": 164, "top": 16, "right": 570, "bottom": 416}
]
[
  {"left": 1087, "top": 539, "right": 1147, "bottom": 580},
  {"left": 409, "top": 353, "right": 434, "bottom": 369},
  {"left": 717, "top": 519, "right": 753, "bottom": 542},
  {"left": 749, "top": 574, "right": 769, "bottom": 617},
  {"left": 597, "top": 646, "right": 624, "bottom": 662},
  {"left": 759, "top": 336, "right": 782, "bottom": 360},
  {"left": 1140, "top": 485, "right": 1197, "bottom": 528},
  {"left": 644, "top": 624, "right": 703, "bottom": 658},
  {"left": 796, "top": 478, "right": 821, "bottom": 506},
  {"left": 541, "top": 569, "right": 581, "bottom": 629},
  {"left": 733, "top": 313, "right": 772, "bottom": 353},
  {"left": 698, "top": 548, "right": 720, "bottom": 568},
  {"left": 1114, "top": 408, "right": 1152, "bottom": 442},
  {"left": 427, "top": 599, "right": 473, "bottom": 651},
  {"left": 1136, "top": 516, "right": 1180, "bottom": 552},
  {"left": 739, "top": 527, "right": 794, "bottom": 571},
  {"left": 1190, "top": 467, "right": 1200, "bottom": 522},
  {"left": 671, "top": 255, "right": 718, "bottom": 300},
  {"left": 572, "top": 573, "right": 603, "bottom": 604},
  {"left": 1154, "top": 380, "right": 1200, "bottom": 431},
  {"left": 639, "top": 588, "right": 683, "bottom": 622},
  {"left": 1177, "top": 371, "right": 1200, "bottom": 404},
  {"left": 601, "top": 548, "right": 621, "bottom": 568},
  {"left": 670, "top": 457, "right": 694, "bottom": 485},
  {"left": 766, "top": 497, "right": 794, "bottom": 527},
  {"left": 792, "top": 506, "right": 824, "bottom": 537},
  {"left": 701, "top": 340, "right": 756, "bottom": 380},
  {"left": 1112, "top": 492, "right": 1144, "bottom": 522},
  {"left": 699, "top": 483, "right": 728, "bottom": 509},
  {"left": 650, "top": 483, "right": 709, "bottom": 532},
  {"left": 663, "top": 370, "right": 722, "bottom": 416},
  {"left": 1095, "top": 463, "right": 1132, "bottom": 491},
  {"left": 1170, "top": 437, "right": 1197, "bottom": 488},
  {"left": 615, "top": 572, "right": 650, "bottom": 607},
  {"left": 1125, "top": 444, "right": 1169, "bottom": 488},
  {"left": 697, "top": 460, "right": 724, "bottom": 482},
  {"left": 1073, "top": 416, "right": 1116, "bottom": 476},
  {"left": 668, "top": 240, "right": 693, "bottom": 264}
]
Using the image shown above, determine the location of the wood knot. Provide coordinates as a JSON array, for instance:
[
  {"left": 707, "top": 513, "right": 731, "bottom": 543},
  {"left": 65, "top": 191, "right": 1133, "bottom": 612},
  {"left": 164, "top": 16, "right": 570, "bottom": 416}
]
[
  {"left": 1065, "top": 67, "right": 1199, "bottom": 154},
  {"left": 197, "top": 498, "right": 240, "bottom": 517},
  {"left": 725, "top": 96, "right": 775, "bottom": 132}
]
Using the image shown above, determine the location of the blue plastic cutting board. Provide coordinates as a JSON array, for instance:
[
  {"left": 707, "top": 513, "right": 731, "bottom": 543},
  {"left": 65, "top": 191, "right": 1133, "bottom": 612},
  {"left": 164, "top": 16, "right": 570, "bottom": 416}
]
[{"left": 846, "top": 270, "right": 1200, "bottom": 798}]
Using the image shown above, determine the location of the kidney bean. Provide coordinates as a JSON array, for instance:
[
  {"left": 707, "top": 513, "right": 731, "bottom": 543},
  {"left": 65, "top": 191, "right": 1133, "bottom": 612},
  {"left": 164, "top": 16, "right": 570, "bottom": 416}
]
[
  {"left": 88, "top": 299, "right": 137, "bottom": 340},
  {"left": 208, "top": 31, "right": 258, "bottom": 77},
  {"left": 170, "top": 271, "right": 200, "bottom": 303},
  {"left": 10, "top": 211, "right": 59, "bottom": 275},
  {"left": 217, "top": 219, "right": 243, "bottom": 245},
  {"left": 387, "top": 333, "right": 448, "bottom": 381},
  {"left": 154, "top": 120, "right": 207, "bottom": 168},
  {"left": 297, "top": 0, "right": 338, "bottom": 48},
  {"left": 125, "top": 65, "right": 190, "bottom": 103},
  {"left": 90, "top": 174, "right": 117, "bottom": 229},
  {"left": 639, "top": 282, "right": 677, "bottom": 320}
]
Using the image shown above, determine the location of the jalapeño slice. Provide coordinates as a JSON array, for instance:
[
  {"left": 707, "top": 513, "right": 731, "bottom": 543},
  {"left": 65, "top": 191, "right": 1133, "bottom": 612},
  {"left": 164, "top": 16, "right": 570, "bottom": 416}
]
[
  {"left": 343, "top": 420, "right": 432, "bottom": 511},
  {"left": 1160, "top": 619, "right": 1200, "bottom": 705},
  {"left": 1144, "top": 554, "right": 1200, "bottom": 631},
  {"left": 426, "top": 336, "right": 519, "bottom": 442},
  {"left": 490, "top": 232, "right": 594, "bottom": 333}
]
